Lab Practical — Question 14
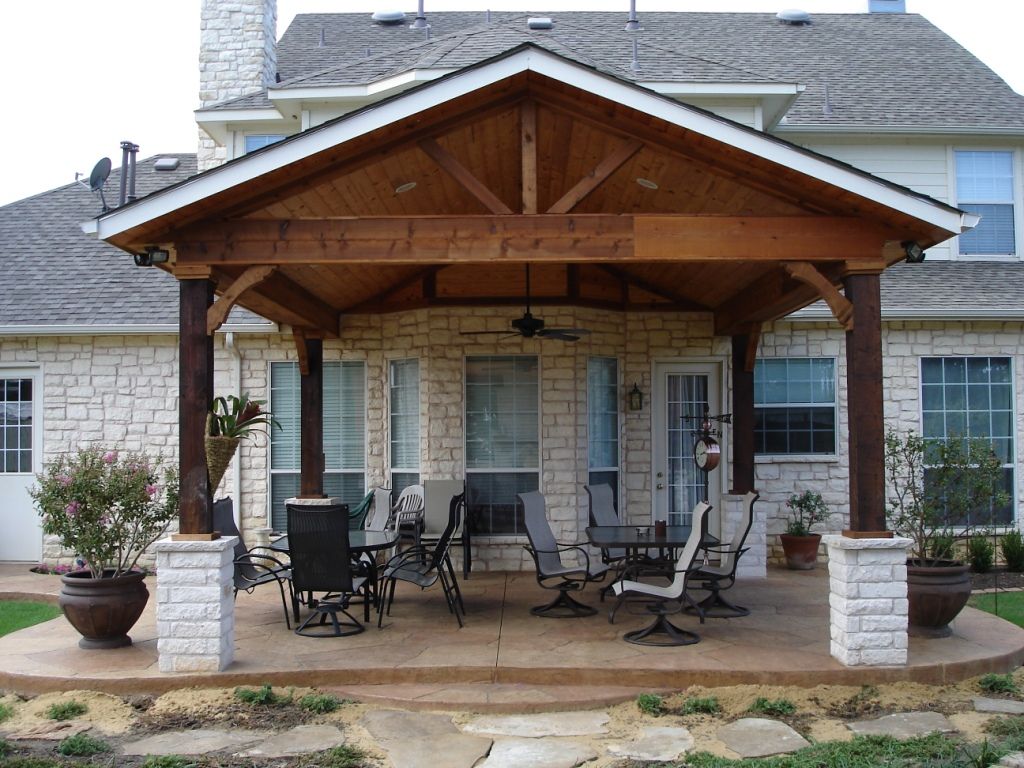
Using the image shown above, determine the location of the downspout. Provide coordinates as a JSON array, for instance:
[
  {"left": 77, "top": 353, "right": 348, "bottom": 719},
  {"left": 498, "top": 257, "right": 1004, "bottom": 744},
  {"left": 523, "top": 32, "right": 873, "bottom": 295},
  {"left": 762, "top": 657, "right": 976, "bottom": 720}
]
[{"left": 225, "top": 332, "right": 243, "bottom": 531}]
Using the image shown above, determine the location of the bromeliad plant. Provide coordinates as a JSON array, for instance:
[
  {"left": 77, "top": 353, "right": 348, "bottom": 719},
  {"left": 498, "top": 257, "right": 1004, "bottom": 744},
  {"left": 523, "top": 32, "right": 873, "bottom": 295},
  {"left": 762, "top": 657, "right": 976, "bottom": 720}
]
[
  {"left": 206, "top": 394, "right": 278, "bottom": 493},
  {"left": 784, "top": 490, "right": 830, "bottom": 536},
  {"left": 30, "top": 448, "right": 179, "bottom": 579}
]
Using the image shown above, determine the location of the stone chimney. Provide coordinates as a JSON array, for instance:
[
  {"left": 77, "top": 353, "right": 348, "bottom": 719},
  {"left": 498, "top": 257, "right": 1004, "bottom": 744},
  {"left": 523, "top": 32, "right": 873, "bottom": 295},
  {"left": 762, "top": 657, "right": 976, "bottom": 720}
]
[{"left": 198, "top": 0, "right": 278, "bottom": 171}]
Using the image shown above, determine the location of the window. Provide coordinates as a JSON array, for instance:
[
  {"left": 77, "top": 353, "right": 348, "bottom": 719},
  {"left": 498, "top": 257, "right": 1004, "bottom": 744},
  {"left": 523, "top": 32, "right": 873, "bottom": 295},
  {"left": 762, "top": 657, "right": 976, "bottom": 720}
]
[
  {"left": 956, "top": 150, "right": 1016, "bottom": 256},
  {"left": 921, "top": 357, "right": 1014, "bottom": 525},
  {"left": 465, "top": 356, "right": 539, "bottom": 535},
  {"left": 389, "top": 359, "right": 420, "bottom": 495},
  {"left": 244, "top": 134, "right": 286, "bottom": 153},
  {"left": 1, "top": 378, "right": 32, "bottom": 473},
  {"left": 269, "top": 361, "right": 365, "bottom": 531},
  {"left": 754, "top": 358, "right": 836, "bottom": 455},
  {"left": 588, "top": 357, "right": 619, "bottom": 507}
]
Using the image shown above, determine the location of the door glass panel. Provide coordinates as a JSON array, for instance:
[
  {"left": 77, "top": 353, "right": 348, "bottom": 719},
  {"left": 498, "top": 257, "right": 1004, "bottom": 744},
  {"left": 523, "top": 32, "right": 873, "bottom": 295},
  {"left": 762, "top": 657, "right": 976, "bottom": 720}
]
[
  {"left": 0, "top": 378, "right": 32, "bottom": 474},
  {"left": 665, "top": 373, "right": 708, "bottom": 526}
]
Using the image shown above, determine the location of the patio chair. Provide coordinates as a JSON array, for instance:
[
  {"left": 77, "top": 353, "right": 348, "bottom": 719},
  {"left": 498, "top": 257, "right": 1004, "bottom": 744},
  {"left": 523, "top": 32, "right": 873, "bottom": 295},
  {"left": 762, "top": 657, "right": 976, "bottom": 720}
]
[
  {"left": 286, "top": 503, "right": 369, "bottom": 637},
  {"left": 686, "top": 491, "right": 759, "bottom": 618},
  {"left": 610, "top": 501, "right": 711, "bottom": 646},
  {"left": 422, "top": 479, "right": 469, "bottom": 576},
  {"left": 213, "top": 497, "right": 295, "bottom": 629},
  {"left": 392, "top": 483, "right": 425, "bottom": 549},
  {"left": 378, "top": 491, "right": 466, "bottom": 628},
  {"left": 521, "top": 490, "right": 609, "bottom": 618}
]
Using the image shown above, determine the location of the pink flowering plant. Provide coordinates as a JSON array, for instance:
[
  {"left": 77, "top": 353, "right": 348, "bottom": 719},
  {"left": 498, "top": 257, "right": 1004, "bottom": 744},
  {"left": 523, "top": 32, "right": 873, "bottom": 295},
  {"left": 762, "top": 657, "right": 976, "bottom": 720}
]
[{"left": 30, "top": 447, "right": 179, "bottom": 579}]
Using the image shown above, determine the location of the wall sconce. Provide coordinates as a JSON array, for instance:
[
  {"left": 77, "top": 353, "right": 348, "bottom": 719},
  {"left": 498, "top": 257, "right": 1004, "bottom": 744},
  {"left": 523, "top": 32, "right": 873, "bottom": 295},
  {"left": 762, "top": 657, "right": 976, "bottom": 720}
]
[
  {"left": 133, "top": 246, "right": 170, "bottom": 267},
  {"left": 628, "top": 382, "right": 644, "bottom": 411}
]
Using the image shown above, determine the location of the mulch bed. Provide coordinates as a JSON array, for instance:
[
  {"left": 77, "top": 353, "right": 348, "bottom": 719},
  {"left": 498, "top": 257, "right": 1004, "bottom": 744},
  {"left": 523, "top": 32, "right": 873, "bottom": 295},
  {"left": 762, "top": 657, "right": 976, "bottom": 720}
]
[{"left": 971, "top": 568, "right": 1024, "bottom": 592}]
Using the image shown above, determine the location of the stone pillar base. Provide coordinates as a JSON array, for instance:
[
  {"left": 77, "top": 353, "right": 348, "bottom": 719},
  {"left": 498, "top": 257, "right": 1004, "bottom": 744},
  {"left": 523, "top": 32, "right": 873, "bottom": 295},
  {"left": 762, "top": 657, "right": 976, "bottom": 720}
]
[
  {"left": 285, "top": 496, "right": 340, "bottom": 506},
  {"left": 154, "top": 536, "right": 236, "bottom": 673},
  {"left": 824, "top": 534, "right": 911, "bottom": 667},
  {"left": 722, "top": 493, "right": 766, "bottom": 580}
]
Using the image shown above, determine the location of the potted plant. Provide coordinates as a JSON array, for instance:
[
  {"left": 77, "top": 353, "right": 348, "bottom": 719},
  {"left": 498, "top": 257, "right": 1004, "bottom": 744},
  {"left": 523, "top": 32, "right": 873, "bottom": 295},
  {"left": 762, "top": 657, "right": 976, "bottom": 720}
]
[
  {"left": 30, "top": 447, "right": 179, "bottom": 648},
  {"left": 206, "top": 394, "right": 277, "bottom": 494},
  {"left": 779, "top": 490, "right": 830, "bottom": 570},
  {"left": 885, "top": 429, "right": 1009, "bottom": 637}
]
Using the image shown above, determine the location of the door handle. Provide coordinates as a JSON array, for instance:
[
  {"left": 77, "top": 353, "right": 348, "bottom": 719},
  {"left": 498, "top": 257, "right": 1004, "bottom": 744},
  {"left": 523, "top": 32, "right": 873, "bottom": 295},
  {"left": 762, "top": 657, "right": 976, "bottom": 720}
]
[{"left": 656, "top": 483, "right": 664, "bottom": 490}]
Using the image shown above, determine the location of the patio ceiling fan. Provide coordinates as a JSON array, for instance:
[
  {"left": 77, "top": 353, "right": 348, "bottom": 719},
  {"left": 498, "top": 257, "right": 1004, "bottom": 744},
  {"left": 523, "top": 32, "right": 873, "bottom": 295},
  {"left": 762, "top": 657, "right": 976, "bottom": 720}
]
[{"left": 460, "top": 265, "right": 591, "bottom": 342}]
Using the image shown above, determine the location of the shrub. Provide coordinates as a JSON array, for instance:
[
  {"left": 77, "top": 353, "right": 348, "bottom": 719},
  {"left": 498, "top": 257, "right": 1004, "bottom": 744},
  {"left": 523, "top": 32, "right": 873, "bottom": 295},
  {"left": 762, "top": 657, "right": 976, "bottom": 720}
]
[
  {"left": 1003, "top": 530, "right": 1024, "bottom": 572},
  {"left": 969, "top": 535, "right": 996, "bottom": 573},
  {"left": 299, "top": 744, "right": 368, "bottom": 768},
  {"left": 748, "top": 697, "right": 796, "bottom": 716},
  {"left": 0, "top": 702, "right": 13, "bottom": 723},
  {"left": 46, "top": 700, "right": 87, "bottom": 721},
  {"left": 300, "top": 693, "right": 343, "bottom": 714},
  {"left": 979, "top": 673, "right": 1017, "bottom": 695},
  {"left": 0, "top": 738, "right": 9, "bottom": 758},
  {"left": 57, "top": 732, "right": 110, "bottom": 756},
  {"left": 679, "top": 696, "right": 721, "bottom": 715},
  {"left": 141, "top": 757, "right": 192, "bottom": 768},
  {"left": 636, "top": 693, "right": 665, "bottom": 716},
  {"left": 784, "top": 491, "right": 830, "bottom": 537},
  {"left": 234, "top": 683, "right": 288, "bottom": 706}
]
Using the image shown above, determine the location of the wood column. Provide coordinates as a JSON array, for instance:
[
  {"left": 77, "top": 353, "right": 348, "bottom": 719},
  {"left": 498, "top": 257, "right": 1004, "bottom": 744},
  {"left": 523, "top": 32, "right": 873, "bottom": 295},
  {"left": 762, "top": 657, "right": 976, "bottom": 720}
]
[
  {"left": 730, "top": 332, "right": 756, "bottom": 494},
  {"left": 178, "top": 279, "right": 215, "bottom": 536},
  {"left": 299, "top": 337, "right": 325, "bottom": 498},
  {"left": 844, "top": 272, "right": 887, "bottom": 533}
]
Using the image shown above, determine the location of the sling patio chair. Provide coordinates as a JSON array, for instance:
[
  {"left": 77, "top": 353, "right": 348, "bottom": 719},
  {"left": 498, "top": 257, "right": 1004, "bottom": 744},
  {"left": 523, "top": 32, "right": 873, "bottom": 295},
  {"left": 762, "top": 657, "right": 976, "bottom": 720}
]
[
  {"left": 610, "top": 501, "right": 711, "bottom": 646},
  {"left": 686, "top": 491, "right": 759, "bottom": 618},
  {"left": 521, "top": 490, "right": 609, "bottom": 618}
]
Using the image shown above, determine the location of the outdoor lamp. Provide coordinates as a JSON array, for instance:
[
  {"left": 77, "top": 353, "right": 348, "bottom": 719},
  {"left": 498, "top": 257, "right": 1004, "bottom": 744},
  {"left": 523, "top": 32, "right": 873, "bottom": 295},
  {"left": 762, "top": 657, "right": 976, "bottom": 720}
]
[
  {"left": 133, "top": 246, "right": 170, "bottom": 267},
  {"left": 628, "top": 382, "right": 644, "bottom": 411},
  {"left": 902, "top": 241, "right": 926, "bottom": 263}
]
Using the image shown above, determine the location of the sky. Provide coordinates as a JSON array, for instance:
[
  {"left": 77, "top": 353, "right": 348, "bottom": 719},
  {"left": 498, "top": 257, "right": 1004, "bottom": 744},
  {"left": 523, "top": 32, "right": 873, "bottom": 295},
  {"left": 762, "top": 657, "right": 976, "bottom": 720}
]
[{"left": 0, "top": 0, "right": 1021, "bottom": 208}]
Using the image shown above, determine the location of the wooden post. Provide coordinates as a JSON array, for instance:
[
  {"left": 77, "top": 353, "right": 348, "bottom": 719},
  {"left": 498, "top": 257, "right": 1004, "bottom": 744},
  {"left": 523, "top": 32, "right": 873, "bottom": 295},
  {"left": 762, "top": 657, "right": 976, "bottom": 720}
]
[
  {"left": 299, "top": 337, "right": 325, "bottom": 498},
  {"left": 178, "top": 279, "right": 215, "bottom": 536},
  {"left": 844, "top": 272, "right": 887, "bottom": 533},
  {"left": 730, "top": 332, "right": 756, "bottom": 494}
]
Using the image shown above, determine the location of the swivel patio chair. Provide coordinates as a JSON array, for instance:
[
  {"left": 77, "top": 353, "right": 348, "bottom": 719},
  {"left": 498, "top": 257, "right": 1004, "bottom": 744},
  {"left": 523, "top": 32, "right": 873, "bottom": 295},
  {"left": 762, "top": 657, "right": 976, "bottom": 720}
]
[
  {"left": 213, "top": 497, "right": 295, "bottom": 629},
  {"left": 521, "top": 491, "right": 609, "bottom": 618},
  {"left": 686, "top": 491, "right": 759, "bottom": 618},
  {"left": 378, "top": 492, "right": 466, "bottom": 628},
  {"left": 286, "top": 503, "right": 368, "bottom": 637},
  {"left": 610, "top": 502, "right": 711, "bottom": 646}
]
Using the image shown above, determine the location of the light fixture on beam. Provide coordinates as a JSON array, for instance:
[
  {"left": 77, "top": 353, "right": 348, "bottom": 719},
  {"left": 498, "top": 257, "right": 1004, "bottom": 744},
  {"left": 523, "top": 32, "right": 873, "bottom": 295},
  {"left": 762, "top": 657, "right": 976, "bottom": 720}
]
[
  {"left": 133, "top": 246, "right": 170, "bottom": 267},
  {"left": 902, "top": 241, "right": 926, "bottom": 263}
]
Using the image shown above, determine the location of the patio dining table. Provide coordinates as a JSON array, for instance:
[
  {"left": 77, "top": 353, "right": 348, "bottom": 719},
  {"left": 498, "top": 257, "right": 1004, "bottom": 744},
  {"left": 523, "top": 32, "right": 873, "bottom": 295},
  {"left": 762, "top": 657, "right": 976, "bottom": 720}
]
[{"left": 586, "top": 525, "right": 717, "bottom": 582}]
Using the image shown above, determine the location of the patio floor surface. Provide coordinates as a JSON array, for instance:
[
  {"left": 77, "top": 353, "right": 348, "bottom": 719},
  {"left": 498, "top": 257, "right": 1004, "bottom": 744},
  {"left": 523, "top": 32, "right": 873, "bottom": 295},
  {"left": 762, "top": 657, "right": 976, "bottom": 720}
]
[{"left": 2, "top": 563, "right": 1023, "bottom": 711}]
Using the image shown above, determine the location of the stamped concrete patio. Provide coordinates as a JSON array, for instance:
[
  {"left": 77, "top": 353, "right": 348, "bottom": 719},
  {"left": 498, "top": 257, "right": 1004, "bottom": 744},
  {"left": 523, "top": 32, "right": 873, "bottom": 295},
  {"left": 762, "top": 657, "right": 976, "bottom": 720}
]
[{"left": 1, "top": 563, "right": 1022, "bottom": 710}]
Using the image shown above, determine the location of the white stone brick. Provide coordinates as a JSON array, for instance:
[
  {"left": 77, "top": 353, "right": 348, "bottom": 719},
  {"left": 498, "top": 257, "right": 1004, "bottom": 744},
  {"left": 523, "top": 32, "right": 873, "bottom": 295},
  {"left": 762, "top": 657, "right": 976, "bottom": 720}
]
[
  {"left": 860, "top": 615, "right": 909, "bottom": 633},
  {"left": 859, "top": 648, "right": 907, "bottom": 666},
  {"left": 857, "top": 581, "right": 907, "bottom": 599}
]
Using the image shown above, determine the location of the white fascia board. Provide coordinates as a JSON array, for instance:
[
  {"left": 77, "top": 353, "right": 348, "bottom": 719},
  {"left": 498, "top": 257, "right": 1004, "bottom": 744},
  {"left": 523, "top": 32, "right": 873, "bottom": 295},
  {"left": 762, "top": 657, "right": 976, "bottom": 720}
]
[
  {"left": 642, "top": 82, "right": 803, "bottom": 96},
  {"left": 961, "top": 213, "right": 982, "bottom": 233},
  {"left": 96, "top": 48, "right": 963, "bottom": 240},
  {"left": 194, "top": 107, "right": 285, "bottom": 123},
  {"left": 0, "top": 324, "right": 277, "bottom": 337},
  {"left": 80, "top": 220, "right": 97, "bottom": 234},
  {"left": 268, "top": 68, "right": 458, "bottom": 102}
]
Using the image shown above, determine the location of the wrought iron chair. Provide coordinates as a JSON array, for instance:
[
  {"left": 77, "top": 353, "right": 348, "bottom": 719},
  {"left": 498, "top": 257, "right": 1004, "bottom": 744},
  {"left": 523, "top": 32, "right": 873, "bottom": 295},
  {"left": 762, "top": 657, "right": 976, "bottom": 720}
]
[
  {"left": 378, "top": 492, "right": 466, "bottom": 628},
  {"left": 286, "top": 503, "right": 368, "bottom": 637},
  {"left": 610, "top": 502, "right": 711, "bottom": 646},
  {"left": 213, "top": 498, "right": 295, "bottom": 629},
  {"left": 521, "top": 490, "right": 609, "bottom": 618},
  {"left": 686, "top": 491, "right": 759, "bottom": 618}
]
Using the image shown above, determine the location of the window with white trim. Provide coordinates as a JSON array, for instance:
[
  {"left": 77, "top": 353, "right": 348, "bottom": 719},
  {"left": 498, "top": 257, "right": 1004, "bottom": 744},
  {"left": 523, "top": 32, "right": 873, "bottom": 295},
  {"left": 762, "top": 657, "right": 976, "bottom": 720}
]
[
  {"left": 1, "top": 378, "right": 32, "bottom": 473},
  {"left": 465, "top": 355, "right": 539, "bottom": 536},
  {"left": 921, "top": 357, "right": 1015, "bottom": 525},
  {"left": 244, "top": 134, "right": 286, "bottom": 154},
  {"left": 754, "top": 358, "right": 837, "bottom": 455},
  {"left": 389, "top": 358, "right": 420, "bottom": 494},
  {"left": 956, "top": 150, "right": 1016, "bottom": 256},
  {"left": 269, "top": 360, "right": 366, "bottom": 531},
  {"left": 587, "top": 357, "right": 619, "bottom": 508}
]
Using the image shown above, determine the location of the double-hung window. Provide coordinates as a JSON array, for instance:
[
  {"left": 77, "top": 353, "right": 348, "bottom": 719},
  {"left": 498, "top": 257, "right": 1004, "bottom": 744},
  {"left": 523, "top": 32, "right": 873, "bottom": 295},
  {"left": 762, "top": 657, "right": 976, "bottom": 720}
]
[
  {"left": 244, "top": 134, "right": 286, "bottom": 154},
  {"left": 956, "top": 150, "right": 1016, "bottom": 256},
  {"left": 389, "top": 358, "right": 420, "bottom": 494},
  {"left": 754, "top": 358, "right": 837, "bottom": 455},
  {"left": 587, "top": 357, "right": 620, "bottom": 507},
  {"left": 921, "top": 357, "right": 1015, "bottom": 525},
  {"left": 465, "top": 356, "right": 539, "bottom": 535},
  {"left": 269, "top": 360, "right": 366, "bottom": 531}
]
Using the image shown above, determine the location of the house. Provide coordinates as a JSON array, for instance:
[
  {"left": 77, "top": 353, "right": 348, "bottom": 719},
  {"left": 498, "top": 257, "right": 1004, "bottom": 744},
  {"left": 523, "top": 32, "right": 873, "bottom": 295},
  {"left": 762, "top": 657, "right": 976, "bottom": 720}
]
[{"left": 2, "top": 0, "right": 1022, "bottom": 583}]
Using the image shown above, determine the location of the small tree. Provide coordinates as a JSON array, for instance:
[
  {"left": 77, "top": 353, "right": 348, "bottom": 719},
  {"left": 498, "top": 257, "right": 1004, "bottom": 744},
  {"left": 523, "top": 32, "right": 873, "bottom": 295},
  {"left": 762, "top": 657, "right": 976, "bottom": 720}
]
[
  {"left": 885, "top": 429, "right": 1009, "bottom": 566},
  {"left": 784, "top": 491, "right": 830, "bottom": 536}
]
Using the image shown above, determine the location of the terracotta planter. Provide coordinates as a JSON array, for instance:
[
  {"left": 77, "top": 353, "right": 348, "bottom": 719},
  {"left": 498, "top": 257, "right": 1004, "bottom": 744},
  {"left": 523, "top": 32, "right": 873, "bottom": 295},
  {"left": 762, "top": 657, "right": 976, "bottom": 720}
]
[
  {"left": 780, "top": 533, "right": 821, "bottom": 570},
  {"left": 58, "top": 569, "right": 149, "bottom": 649},
  {"left": 906, "top": 560, "right": 971, "bottom": 638}
]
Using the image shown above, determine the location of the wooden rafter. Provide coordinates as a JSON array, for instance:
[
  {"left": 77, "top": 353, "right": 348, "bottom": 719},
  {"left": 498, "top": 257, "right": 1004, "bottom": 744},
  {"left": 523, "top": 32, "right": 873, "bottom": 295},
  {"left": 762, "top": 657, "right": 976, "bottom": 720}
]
[
  {"left": 342, "top": 265, "right": 442, "bottom": 313},
  {"left": 521, "top": 100, "right": 538, "bottom": 215},
  {"left": 206, "top": 265, "right": 276, "bottom": 334},
  {"left": 212, "top": 268, "right": 341, "bottom": 338},
  {"left": 783, "top": 261, "right": 854, "bottom": 330},
  {"left": 714, "top": 262, "right": 846, "bottom": 335},
  {"left": 594, "top": 264, "right": 708, "bottom": 310},
  {"left": 547, "top": 139, "right": 644, "bottom": 214},
  {"left": 293, "top": 328, "right": 310, "bottom": 376},
  {"left": 418, "top": 138, "right": 513, "bottom": 215},
  {"left": 744, "top": 324, "right": 761, "bottom": 372}
]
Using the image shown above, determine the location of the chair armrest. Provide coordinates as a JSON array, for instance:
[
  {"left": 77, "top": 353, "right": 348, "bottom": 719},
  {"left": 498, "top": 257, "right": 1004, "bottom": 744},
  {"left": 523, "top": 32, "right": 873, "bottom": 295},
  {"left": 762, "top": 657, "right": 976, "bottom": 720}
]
[
  {"left": 383, "top": 547, "right": 438, "bottom": 571},
  {"left": 237, "top": 551, "right": 290, "bottom": 572},
  {"left": 525, "top": 543, "right": 592, "bottom": 571}
]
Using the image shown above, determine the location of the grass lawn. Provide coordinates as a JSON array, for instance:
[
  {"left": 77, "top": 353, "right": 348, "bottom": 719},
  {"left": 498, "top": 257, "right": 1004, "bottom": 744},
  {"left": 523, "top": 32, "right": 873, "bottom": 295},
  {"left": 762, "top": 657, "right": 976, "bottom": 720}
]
[
  {"left": 0, "top": 600, "right": 61, "bottom": 637},
  {"left": 970, "top": 591, "right": 1024, "bottom": 627}
]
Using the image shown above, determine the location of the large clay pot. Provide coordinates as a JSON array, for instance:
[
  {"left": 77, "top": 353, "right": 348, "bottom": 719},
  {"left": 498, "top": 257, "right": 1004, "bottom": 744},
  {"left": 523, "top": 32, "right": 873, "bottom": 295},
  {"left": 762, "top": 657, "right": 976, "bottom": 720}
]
[
  {"left": 906, "top": 560, "right": 972, "bottom": 638},
  {"left": 58, "top": 570, "right": 149, "bottom": 649},
  {"left": 780, "top": 533, "right": 821, "bottom": 570}
]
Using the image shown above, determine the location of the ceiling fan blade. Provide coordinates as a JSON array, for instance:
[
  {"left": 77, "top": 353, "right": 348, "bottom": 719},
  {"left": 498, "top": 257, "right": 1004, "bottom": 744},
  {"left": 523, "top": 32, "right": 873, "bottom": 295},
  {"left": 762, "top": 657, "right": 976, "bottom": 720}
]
[
  {"left": 539, "top": 331, "right": 581, "bottom": 342},
  {"left": 460, "top": 329, "right": 514, "bottom": 336},
  {"left": 538, "top": 327, "right": 591, "bottom": 337}
]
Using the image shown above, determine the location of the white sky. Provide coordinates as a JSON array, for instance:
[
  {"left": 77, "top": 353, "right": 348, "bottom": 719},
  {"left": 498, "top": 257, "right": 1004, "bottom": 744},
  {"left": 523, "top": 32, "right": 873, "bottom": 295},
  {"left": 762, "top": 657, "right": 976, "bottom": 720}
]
[{"left": 0, "top": 0, "right": 1021, "bottom": 207}]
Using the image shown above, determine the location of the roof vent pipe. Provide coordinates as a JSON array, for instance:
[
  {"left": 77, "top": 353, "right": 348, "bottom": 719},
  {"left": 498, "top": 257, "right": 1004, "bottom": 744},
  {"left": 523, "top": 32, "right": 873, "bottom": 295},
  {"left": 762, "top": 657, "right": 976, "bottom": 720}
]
[
  {"left": 410, "top": 0, "right": 429, "bottom": 29},
  {"left": 630, "top": 38, "right": 640, "bottom": 71},
  {"left": 118, "top": 141, "right": 139, "bottom": 206},
  {"left": 486, "top": 9, "right": 491, "bottom": 23},
  {"left": 318, "top": 27, "right": 325, "bottom": 47},
  {"left": 527, "top": 17, "right": 553, "bottom": 30},
  {"left": 625, "top": 0, "right": 640, "bottom": 31}
]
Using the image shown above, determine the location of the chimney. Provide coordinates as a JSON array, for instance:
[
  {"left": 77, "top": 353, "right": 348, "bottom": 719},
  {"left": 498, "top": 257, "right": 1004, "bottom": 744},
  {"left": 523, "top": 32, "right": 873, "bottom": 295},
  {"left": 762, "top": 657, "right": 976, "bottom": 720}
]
[
  {"left": 868, "top": 0, "right": 906, "bottom": 12},
  {"left": 198, "top": 0, "right": 278, "bottom": 171}
]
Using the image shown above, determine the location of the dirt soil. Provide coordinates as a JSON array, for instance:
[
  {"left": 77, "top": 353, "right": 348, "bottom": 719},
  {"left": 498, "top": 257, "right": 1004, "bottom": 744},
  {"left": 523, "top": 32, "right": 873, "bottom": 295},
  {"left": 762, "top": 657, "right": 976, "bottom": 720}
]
[{"left": 971, "top": 568, "right": 1024, "bottom": 591}]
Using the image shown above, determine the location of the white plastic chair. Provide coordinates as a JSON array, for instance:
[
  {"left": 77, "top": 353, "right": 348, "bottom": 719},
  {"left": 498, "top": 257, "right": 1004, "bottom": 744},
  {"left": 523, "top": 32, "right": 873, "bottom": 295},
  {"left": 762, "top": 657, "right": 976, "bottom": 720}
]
[{"left": 392, "top": 484, "right": 425, "bottom": 549}]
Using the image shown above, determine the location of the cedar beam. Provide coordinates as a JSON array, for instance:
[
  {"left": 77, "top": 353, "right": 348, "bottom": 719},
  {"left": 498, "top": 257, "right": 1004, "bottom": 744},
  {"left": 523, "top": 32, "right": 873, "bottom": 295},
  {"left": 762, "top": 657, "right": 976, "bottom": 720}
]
[
  {"left": 342, "top": 265, "right": 443, "bottom": 313},
  {"left": 730, "top": 329, "right": 758, "bottom": 495},
  {"left": 521, "top": 100, "right": 538, "bottom": 215},
  {"left": 783, "top": 261, "right": 853, "bottom": 330},
  {"left": 594, "top": 263, "right": 709, "bottom": 310},
  {"left": 547, "top": 139, "right": 644, "bottom": 214},
  {"left": 419, "top": 138, "right": 513, "bottom": 215},
  {"left": 206, "top": 265, "right": 276, "bottom": 334},
  {"left": 298, "top": 336, "right": 325, "bottom": 498},
  {"left": 715, "top": 263, "right": 846, "bottom": 335}
]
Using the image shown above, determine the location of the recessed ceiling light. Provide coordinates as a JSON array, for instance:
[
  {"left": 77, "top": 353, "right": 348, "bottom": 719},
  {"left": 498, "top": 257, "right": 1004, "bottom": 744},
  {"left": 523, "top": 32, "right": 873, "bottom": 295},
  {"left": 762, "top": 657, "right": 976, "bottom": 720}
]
[
  {"left": 635, "top": 177, "right": 658, "bottom": 190},
  {"left": 394, "top": 181, "right": 417, "bottom": 194}
]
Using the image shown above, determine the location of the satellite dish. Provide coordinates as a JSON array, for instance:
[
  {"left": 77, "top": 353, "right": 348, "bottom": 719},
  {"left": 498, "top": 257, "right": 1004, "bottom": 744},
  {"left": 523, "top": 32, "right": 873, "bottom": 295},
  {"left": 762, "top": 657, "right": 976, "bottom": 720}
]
[{"left": 88, "top": 157, "right": 112, "bottom": 212}]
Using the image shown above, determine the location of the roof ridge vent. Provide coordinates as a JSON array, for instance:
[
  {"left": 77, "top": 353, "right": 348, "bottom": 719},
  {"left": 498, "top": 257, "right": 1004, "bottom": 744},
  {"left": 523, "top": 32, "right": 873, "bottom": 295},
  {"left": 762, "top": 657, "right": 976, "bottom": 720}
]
[
  {"left": 371, "top": 10, "right": 406, "bottom": 26},
  {"left": 527, "top": 17, "right": 554, "bottom": 30},
  {"left": 776, "top": 8, "right": 812, "bottom": 25}
]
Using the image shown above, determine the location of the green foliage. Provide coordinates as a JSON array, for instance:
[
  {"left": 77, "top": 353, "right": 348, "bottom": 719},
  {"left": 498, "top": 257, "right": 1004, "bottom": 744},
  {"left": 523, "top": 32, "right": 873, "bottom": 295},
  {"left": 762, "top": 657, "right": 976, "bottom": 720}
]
[
  {"left": 683, "top": 732, "right": 959, "bottom": 767},
  {"left": 56, "top": 732, "right": 109, "bottom": 756},
  {"left": 234, "top": 683, "right": 289, "bottom": 706},
  {"left": 0, "top": 601, "right": 62, "bottom": 638},
  {"left": 141, "top": 756, "right": 195, "bottom": 768},
  {"left": 299, "top": 692, "right": 343, "bottom": 714},
  {"left": 30, "top": 447, "right": 179, "bottom": 579},
  {"left": 298, "top": 744, "right": 369, "bottom": 767},
  {"left": 46, "top": 700, "right": 87, "bottom": 721},
  {"left": 969, "top": 534, "right": 995, "bottom": 573},
  {"left": 1002, "top": 530, "right": 1024, "bottom": 572},
  {"left": 784, "top": 491, "right": 830, "bottom": 537},
  {"left": 748, "top": 697, "right": 796, "bottom": 717},
  {"left": 209, "top": 394, "right": 278, "bottom": 440},
  {"left": 0, "top": 702, "right": 13, "bottom": 723},
  {"left": 636, "top": 692, "right": 665, "bottom": 716},
  {"left": 986, "top": 715, "right": 1024, "bottom": 739},
  {"left": 931, "top": 534, "right": 957, "bottom": 561},
  {"left": 971, "top": 592, "right": 1024, "bottom": 628},
  {"left": 885, "top": 429, "right": 1010, "bottom": 565},
  {"left": 679, "top": 696, "right": 721, "bottom": 715},
  {"left": 0, "top": 738, "right": 9, "bottom": 758},
  {"left": 979, "top": 673, "right": 1017, "bottom": 694}
]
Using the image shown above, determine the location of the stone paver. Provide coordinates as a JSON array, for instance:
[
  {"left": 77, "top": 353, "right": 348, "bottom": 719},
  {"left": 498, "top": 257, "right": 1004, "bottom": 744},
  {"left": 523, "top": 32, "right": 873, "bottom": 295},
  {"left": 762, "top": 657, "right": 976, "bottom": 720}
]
[
  {"left": 1000, "top": 752, "right": 1024, "bottom": 768},
  {"left": 975, "top": 697, "right": 1024, "bottom": 714},
  {"left": 605, "top": 725, "right": 695, "bottom": 761},
  {"left": 4, "top": 721, "right": 91, "bottom": 741},
  {"left": 362, "top": 710, "right": 492, "bottom": 768},
  {"left": 478, "top": 737, "right": 598, "bottom": 768},
  {"left": 236, "top": 724, "right": 347, "bottom": 758},
  {"left": 847, "top": 711, "right": 955, "bottom": 740},
  {"left": 717, "top": 718, "right": 810, "bottom": 758},
  {"left": 461, "top": 711, "right": 609, "bottom": 737},
  {"left": 121, "top": 729, "right": 264, "bottom": 756}
]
